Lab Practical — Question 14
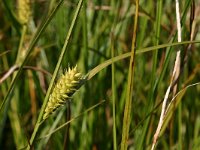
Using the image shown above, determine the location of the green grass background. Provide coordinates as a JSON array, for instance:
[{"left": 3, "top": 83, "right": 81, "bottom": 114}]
[{"left": 0, "top": 0, "right": 200, "bottom": 149}]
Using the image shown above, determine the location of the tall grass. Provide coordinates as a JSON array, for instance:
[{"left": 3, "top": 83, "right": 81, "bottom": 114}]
[{"left": 0, "top": 0, "right": 200, "bottom": 149}]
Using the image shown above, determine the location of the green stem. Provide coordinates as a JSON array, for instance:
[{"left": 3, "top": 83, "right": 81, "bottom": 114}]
[
  {"left": 120, "top": 0, "right": 139, "bottom": 149},
  {"left": 111, "top": 41, "right": 117, "bottom": 150},
  {"left": 178, "top": 102, "right": 182, "bottom": 149},
  {"left": 137, "top": 0, "right": 163, "bottom": 148},
  {"left": 16, "top": 25, "right": 27, "bottom": 65},
  {"left": 27, "top": 0, "right": 84, "bottom": 148}
]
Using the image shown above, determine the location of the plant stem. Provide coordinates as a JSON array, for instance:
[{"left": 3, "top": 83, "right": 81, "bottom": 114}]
[
  {"left": 27, "top": 0, "right": 84, "bottom": 149},
  {"left": 120, "top": 0, "right": 139, "bottom": 149}
]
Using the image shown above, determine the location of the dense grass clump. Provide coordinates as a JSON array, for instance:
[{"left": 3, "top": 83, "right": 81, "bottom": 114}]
[{"left": 0, "top": 0, "right": 200, "bottom": 149}]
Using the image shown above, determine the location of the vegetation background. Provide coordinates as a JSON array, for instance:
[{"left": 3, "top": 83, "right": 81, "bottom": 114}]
[{"left": 0, "top": 0, "right": 200, "bottom": 149}]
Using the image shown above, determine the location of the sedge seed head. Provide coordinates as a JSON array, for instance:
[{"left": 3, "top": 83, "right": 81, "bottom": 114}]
[
  {"left": 43, "top": 66, "right": 83, "bottom": 120},
  {"left": 18, "top": 0, "right": 32, "bottom": 24}
]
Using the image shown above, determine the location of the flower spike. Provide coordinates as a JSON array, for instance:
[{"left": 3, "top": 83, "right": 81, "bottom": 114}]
[{"left": 43, "top": 66, "right": 83, "bottom": 120}]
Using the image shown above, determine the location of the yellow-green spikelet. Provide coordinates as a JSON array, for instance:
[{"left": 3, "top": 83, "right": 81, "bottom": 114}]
[
  {"left": 43, "top": 66, "right": 83, "bottom": 120},
  {"left": 18, "top": 0, "right": 32, "bottom": 24}
]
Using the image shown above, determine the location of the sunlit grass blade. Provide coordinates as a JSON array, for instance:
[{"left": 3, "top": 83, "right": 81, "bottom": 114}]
[
  {"left": 87, "top": 40, "right": 200, "bottom": 80},
  {"left": 27, "top": 0, "right": 84, "bottom": 148}
]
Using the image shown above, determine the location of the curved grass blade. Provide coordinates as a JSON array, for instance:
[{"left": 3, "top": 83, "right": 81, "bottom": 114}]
[
  {"left": 159, "top": 82, "right": 200, "bottom": 140},
  {"left": 27, "top": 0, "right": 84, "bottom": 148},
  {"left": 87, "top": 40, "right": 200, "bottom": 80}
]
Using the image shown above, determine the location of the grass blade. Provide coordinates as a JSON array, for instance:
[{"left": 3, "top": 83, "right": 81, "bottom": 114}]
[{"left": 27, "top": 0, "right": 84, "bottom": 148}]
